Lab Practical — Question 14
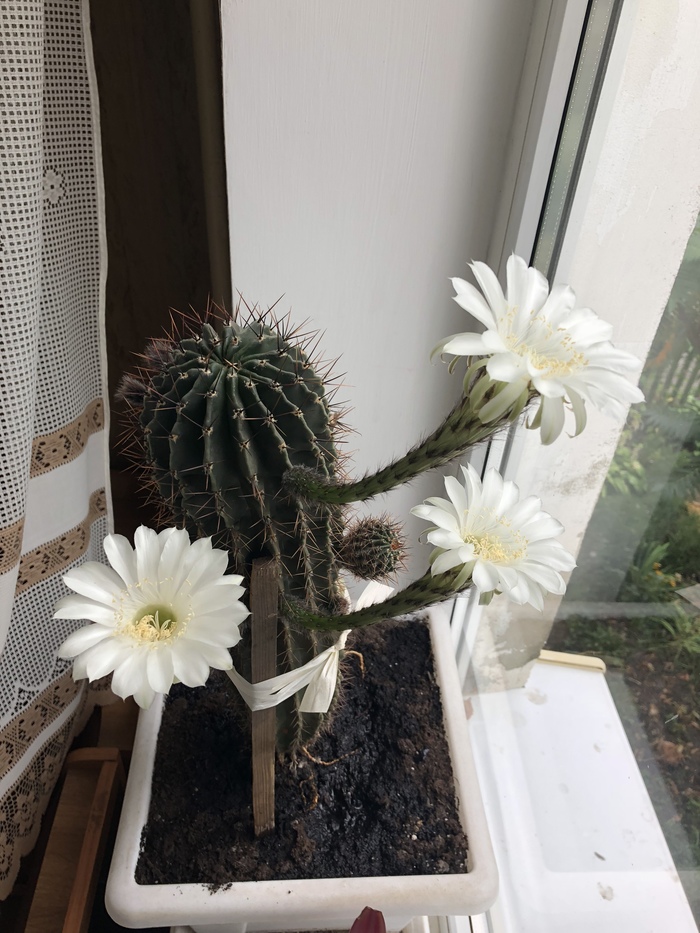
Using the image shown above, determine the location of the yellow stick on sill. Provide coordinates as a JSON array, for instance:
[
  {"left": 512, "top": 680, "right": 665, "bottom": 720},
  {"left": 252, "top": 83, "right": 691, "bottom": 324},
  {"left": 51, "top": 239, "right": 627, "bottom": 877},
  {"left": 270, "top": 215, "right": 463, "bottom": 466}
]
[{"left": 538, "top": 649, "right": 606, "bottom": 673}]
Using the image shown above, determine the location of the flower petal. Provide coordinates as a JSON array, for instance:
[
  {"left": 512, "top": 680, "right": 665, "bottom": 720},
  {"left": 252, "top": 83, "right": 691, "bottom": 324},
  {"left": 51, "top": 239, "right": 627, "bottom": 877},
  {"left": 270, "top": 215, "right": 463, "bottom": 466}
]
[
  {"left": 410, "top": 503, "right": 460, "bottom": 533},
  {"left": 58, "top": 624, "right": 114, "bottom": 658},
  {"left": 519, "top": 562, "right": 566, "bottom": 594},
  {"left": 480, "top": 469, "right": 505, "bottom": 513},
  {"left": 441, "top": 333, "right": 491, "bottom": 357},
  {"left": 496, "top": 564, "right": 519, "bottom": 591},
  {"left": 426, "top": 528, "right": 467, "bottom": 551},
  {"left": 451, "top": 277, "right": 498, "bottom": 328},
  {"left": 215, "top": 573, "right": 245, "bottom": 586},
  {"left": 520, "top": 264, "right": 549, "bottom": 315},
  {"left": 444, "top": 474, "right": 469, "bottom": 516},
  {"left": 460, "top": 463, "right": 483, "bottom": 509},
  {"left": 170, "top": 640, "right": 211, "bottom": 687},
  {"left": 567, "top": 387, "right": 588, "bottom": 437},
  {"left": 112, "top": 648, "right": 153, "bottom": 709},
  {"left": 479, "top": 378, "right": 528, "bottom": 422},
  {"left": 190, "top": 585, "right": 248, "bottom": 616},
  {"left": 186, "top": 615, "right": 244, "bottom": 647},
  {"left": 527, "top": 542, "right": 576, "bottom": 571},
  {"left": 521, "top": 514, "right": 564, "bottom": 541},
  {"left": 132, "top": 681, "right": 157, "bottom": 710},
  {"left": 506, "top": 254, "right": 530, "bottom": 308},
  {"left": 103, "top": 534, "right": 137, "bottom": 586},
  {"left": 431, "top": 548, "right": 469, "bottom": 575},
  {"left": 485, "top": 353, "right": 527, "bottom": 383},
  {"left": 526, "top": 582, "right": 545, "bottom": 611},
  {"left": 147, "top": 648, "right": 176, "bottom": 693},
  {"left": 472, "top": 560, "right": 501, "bottom": 592},
  {"left": 497, "top": 478, "right": 520, "bottom": 515},
  {"left": 158, "top": 528, "right": 191, "bottom": 586},
  {"left": 183, "top": 548, "right": 230, "bottom": 594},
  {"left": 62, "top": 562, "right": 124, "bottom": 605},
  {"left": 539, "top": 283, "right": 577, "bottom": 325},
  {"left": 185, "top": 640, "right": 233, "bottom": 671},
  {"left": 134, "top": 526, "right": 161, "bottom": 583},
  {"left": 471, "top": 261, "right": 507, "bottom": 318},
  {"left": 84, "top": 638, "right": 130, "bottom": 681},
  {"left": 508, "top": 576, "right": 531, "bottom": 606},
  {"left": 506, "top": 495, "right": 542, "bottom": 528},
  {"left": 539, "top": 395, "right": 566, "bottom": 445},
  {"left": 54, "top": 594, "right": 117, "bottom": 625}
]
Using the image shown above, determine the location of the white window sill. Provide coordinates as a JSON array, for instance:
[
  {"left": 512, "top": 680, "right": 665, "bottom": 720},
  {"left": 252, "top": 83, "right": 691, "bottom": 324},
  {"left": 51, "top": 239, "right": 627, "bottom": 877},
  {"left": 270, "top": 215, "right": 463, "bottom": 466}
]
[{"left": 463, "top": 655, "right": 697, "bottom": 932}]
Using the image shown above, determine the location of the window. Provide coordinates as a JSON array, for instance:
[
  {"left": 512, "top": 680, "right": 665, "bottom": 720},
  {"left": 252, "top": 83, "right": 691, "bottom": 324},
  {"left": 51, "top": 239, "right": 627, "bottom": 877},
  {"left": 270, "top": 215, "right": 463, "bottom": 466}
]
[
  {"left": 549, "top": 211, "right": 700, "bottom": 922},
  {"left": 460, "top": 1, "right": 700, "bottom": 928}
]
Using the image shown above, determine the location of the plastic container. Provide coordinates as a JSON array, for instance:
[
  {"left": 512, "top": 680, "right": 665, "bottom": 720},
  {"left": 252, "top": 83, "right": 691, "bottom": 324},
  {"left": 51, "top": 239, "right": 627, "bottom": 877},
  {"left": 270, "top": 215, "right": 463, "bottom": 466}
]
[{"left": 106, "top": 606, "right": 498, "bottom": 932}]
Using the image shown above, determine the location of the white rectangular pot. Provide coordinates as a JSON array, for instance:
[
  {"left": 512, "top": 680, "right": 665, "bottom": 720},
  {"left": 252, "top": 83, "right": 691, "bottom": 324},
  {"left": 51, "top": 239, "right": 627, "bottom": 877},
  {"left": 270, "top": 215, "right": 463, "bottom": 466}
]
[{"left": 106, "top": 606, "right": 498, "bottom": 932}]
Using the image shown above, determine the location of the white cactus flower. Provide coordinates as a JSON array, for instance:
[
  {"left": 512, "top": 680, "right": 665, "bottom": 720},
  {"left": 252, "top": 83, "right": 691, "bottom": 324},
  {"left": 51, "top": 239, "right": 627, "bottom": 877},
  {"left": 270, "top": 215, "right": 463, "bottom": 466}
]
[
  {"left": 411, "top": 464, "right": 575, "bottom": 609},
  {"left": 436, "top": 254, "right": 644, "bottom": 444},
  {"left": 55, "top": 526, "right": 249, "bottom": 708}
]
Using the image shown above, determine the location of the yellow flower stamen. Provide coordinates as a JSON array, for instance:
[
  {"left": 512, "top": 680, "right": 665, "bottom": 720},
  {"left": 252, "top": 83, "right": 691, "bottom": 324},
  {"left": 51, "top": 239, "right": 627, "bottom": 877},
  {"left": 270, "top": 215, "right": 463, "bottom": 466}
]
[
  {"left": 504, "top": 308, "right": 587, "bottom": 377},
  {"left": 526, "top": 344, "right": 586, "bottom": 377},
  {"left": 462, "top": 511, "right": 527, "bottom": 563},
  {"left": 130, "top": 608, "right": 177, "bottom": 643},
  {"left": 114, "top": 590, "right": 189, "bottom": 644}
]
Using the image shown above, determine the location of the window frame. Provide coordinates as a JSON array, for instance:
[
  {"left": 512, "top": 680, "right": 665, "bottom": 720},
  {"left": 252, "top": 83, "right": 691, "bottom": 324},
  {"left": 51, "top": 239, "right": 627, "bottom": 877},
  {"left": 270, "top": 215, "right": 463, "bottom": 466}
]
[{"left": 451, "top": 0, "right": 641, "bottom": 689}]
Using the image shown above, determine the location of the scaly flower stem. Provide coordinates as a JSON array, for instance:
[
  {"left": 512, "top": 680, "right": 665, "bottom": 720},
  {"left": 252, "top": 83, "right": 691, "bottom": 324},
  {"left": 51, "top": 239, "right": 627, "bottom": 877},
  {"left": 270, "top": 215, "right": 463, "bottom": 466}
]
[
  {"left": 283, "top": 567, "right": 467, "bottom": 632},
  {"left": 284, "top": 392, "right": 530, "bottom": 506}
]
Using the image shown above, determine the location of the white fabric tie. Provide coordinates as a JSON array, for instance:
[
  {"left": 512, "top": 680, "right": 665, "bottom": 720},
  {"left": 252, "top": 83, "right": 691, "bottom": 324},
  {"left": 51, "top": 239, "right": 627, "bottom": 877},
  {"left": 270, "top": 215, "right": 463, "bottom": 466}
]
[{"left": 226, "top": 581, "right": 394, "bottom": 714}]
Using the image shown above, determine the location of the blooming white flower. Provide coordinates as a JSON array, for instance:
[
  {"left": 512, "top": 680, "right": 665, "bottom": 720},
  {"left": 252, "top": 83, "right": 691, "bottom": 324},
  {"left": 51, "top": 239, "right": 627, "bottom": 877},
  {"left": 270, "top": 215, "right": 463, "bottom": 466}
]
[
  {"left": 436, "top": 254, "right": 644, "bottom": 444},
  {"left": 411, "top": 464, "right": 575, "bottom": 609},
  {"left": 55, "top": 526, "right": 249, "bottom": 708}
]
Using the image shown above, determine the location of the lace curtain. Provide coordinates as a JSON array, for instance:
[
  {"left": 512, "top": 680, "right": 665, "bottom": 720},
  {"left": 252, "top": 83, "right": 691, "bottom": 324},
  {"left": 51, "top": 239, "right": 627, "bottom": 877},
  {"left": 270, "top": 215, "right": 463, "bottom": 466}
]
[{"left": 0, "top": 0, "right": 112, "bottom": 897}]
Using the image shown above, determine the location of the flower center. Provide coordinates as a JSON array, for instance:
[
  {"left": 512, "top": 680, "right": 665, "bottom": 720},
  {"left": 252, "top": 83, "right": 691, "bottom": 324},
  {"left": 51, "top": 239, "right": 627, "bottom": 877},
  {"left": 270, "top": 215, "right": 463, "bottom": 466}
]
[
  {"left": 129, "top": 605, "right": 178, "bottom": 643},
  {"left": 463, "top": 516, "right": 527, "bottom": 564},
  {"left": 505, "top": 309, "right": 587, "bottom": 377},
  {"left": 526, "top": 342, "right": 586, "bottom": 377}
]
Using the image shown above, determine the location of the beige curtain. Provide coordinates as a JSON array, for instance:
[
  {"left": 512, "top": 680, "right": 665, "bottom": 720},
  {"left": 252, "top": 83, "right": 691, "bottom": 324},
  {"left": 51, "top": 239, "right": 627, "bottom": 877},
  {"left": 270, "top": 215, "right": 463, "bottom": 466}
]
[{"left": 0, "top": 0, "right": 112, "bottom": 897}]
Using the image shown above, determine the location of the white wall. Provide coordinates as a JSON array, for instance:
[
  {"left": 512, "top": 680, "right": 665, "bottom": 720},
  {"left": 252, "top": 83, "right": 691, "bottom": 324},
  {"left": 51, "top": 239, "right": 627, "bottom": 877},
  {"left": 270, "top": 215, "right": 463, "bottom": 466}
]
[
  {"left": 220, "top": 0, "right": 535, "bottom": 581},
  {"left": 473, "top": 0, "right": 700, "bottom": 688}
]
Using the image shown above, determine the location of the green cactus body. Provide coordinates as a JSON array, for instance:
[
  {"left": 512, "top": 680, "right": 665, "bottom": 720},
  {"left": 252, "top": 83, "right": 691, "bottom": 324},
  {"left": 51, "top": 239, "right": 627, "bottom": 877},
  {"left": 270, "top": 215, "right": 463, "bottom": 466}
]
[
  {"left": 284, "top": 566, "right": 468, "bottom": 632},
  {"left": 129, "top": 316, "right": 353, "bottom": 753},
  {"left": 338, "top": 516, "right": 406, "bottom": 580}
]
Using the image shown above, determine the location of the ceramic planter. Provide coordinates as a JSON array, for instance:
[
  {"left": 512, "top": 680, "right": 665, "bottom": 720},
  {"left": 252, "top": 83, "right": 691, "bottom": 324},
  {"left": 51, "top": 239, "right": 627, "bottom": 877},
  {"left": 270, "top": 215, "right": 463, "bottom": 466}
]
[{"left": 106, "top": 605, "right": 498, "bottom": 932}]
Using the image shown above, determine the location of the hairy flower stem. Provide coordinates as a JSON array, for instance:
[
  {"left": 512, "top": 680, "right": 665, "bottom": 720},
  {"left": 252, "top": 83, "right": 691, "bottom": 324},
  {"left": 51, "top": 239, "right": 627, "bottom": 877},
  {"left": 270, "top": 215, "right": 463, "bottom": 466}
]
[
  {"left": 284, "top": 567, "right": 467, "bottom": 632},
  {"left": 284, "top": 394, "right": 528, "bottom": 505}
]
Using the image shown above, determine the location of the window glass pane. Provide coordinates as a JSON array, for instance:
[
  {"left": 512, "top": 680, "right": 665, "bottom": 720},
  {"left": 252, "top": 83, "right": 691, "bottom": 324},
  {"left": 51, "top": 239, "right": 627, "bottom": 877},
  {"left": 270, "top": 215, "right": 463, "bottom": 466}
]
[{"left": 548, "top": 209, "right": 700, "bottom": 918}]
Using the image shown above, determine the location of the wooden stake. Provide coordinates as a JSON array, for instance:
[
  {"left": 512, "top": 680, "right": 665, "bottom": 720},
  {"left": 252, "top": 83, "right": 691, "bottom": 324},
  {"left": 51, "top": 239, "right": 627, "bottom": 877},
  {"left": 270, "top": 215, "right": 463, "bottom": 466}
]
[{"left": 250, "top": 557, "right": 278, "bottom": 835}]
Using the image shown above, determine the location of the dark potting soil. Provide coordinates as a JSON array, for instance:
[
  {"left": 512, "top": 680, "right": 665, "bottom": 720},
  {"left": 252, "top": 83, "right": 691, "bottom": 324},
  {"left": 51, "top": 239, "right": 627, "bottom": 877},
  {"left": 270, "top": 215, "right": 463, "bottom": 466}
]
[{"left": 136, "top": 618, "right": 469, "bottom": 885}]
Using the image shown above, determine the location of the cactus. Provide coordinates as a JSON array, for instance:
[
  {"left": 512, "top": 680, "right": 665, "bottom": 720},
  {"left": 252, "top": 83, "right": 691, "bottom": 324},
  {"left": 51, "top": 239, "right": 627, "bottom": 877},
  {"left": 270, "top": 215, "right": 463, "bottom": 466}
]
[
  {"left": 120, "top": 308, "right": 407, "bottom": 753},
  {"left": 337, "top": 516, "right": 406, "bottom": 581},
  {"left": 121, "top": 305, "right": 523, "bottom": 756}
]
